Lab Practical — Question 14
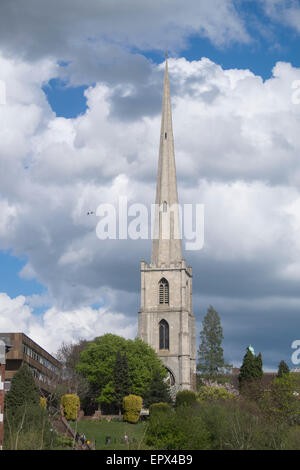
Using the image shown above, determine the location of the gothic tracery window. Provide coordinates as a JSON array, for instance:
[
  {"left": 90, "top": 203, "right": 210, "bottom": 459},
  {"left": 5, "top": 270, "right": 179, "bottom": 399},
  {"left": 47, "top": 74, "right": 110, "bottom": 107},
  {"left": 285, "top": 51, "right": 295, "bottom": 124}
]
[
  {"left": 159, "top": 319, "right": 169, "bottom": 350},
  {"left": 159, "top": 278, "right": 169, "bottom": 304}
]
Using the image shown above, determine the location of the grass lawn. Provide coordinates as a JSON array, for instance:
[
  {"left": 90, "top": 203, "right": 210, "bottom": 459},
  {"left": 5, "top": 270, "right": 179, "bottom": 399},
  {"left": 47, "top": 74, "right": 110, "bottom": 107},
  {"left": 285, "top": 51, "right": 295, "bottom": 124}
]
[{"left": 70, "top": 420, "right": 148, "bottom": 450}]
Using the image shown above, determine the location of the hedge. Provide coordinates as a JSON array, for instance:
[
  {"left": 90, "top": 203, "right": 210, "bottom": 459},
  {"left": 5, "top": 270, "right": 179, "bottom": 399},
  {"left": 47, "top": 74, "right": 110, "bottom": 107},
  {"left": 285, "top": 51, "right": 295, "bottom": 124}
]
[{"left": 149, "top": 402, "right": 171, "bottom": 416}]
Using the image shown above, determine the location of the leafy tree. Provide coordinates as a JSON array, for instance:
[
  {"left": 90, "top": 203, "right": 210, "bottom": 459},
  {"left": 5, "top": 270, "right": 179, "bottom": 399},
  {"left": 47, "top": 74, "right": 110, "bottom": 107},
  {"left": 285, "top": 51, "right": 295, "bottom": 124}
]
[
  {"left": 5, "top": 364, "right": 39, "bottom": 410},
  {"left": 277, "top": 360, "right": 290, "bottom": 378},
  {"left": 261, "top": 374, "right": 300, "bottom": 422},
  {"left": 76, "top": 334, "right": 166, "bottom": 404},
  {"left": 197, "top": 306, "right": 230, "bottom": 377},
  {"left": 97, "top": 381, "right": 116, "bottom": 408},
  {"left": 114, "top": 350, "right": 131, "bottom": 413},
  {"left": 238, "top": 347, "right": 263, "bottom": 390},
  {"left": 143, "top": 369, "right": 171, "bottom": 408}
]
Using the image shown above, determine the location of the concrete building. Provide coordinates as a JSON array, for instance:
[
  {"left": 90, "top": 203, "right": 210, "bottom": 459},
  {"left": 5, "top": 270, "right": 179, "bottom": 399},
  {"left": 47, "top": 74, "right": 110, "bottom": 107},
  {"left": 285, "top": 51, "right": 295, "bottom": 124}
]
[
  {"left": 138, "top": 57, "right": 196, "bottom": 393},
  {"left": 0, "top": 333, "right": 61, "bottom": 394}
]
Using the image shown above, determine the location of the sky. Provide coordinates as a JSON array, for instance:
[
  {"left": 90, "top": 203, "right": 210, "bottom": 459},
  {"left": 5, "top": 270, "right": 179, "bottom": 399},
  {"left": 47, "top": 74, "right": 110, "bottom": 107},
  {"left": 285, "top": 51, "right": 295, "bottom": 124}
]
[{"left": 0, "top": 0, "right": 300, "bottom": 370}]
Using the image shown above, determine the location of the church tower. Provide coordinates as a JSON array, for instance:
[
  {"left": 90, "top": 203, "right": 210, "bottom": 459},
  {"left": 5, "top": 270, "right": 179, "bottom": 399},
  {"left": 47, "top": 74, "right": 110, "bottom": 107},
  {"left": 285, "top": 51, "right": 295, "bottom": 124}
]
[{"left": 138, "top": 57, "right": 196, "bottom": 393}]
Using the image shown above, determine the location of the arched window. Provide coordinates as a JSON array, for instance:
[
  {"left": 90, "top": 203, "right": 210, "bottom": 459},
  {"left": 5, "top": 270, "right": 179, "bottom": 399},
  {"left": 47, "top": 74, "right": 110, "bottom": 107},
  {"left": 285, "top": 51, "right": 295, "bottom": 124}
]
[
  {"left": 159, "top": 319, "right": 169, "bottom": 350},
  {"left": 159, "top": 278, "right": 169, "bottom": 305},
  {"left": 165, "top": 368, "right": 175, "bottom": 386}
]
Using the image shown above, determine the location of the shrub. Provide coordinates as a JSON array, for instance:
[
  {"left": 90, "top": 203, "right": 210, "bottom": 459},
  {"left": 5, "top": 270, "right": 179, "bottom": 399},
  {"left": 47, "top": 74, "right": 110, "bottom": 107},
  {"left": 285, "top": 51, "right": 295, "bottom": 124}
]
[
  {"left": 175, "top": 390, "right": 196, "bottom": 408},
  {"left": 149, "top": 402, "right": 171, "bottom": 416},
  {"left": 146, "top": 405, "right": 211, "bottom": 450},
  {"left": 40, "top": 397, "right": 47, "bottom": 409},
  {"left": 61, "top": 394, "right": 80, "bottom": 421},
  {"left": 197, "top": 386, "right": 235, "bottom": 402},
  {"left": 123, "top": 394, "right": 143, "bottom": 424},
  {"left": 197, "top": 400, "right": 288, "bottom": 450}
]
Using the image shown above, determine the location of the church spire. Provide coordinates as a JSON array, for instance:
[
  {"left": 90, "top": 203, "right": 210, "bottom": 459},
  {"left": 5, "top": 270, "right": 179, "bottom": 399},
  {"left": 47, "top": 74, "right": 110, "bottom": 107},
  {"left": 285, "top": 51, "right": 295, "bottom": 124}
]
[{"left": 152, "top": 56, "right": 182, "bottom": 266}]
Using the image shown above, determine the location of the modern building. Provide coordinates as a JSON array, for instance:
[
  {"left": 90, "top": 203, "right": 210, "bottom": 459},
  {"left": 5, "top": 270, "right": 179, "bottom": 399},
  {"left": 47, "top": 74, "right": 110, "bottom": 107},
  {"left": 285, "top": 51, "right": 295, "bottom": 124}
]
[
  {"left": 138, "top": 57, "right": 196, "bottom": 393},
  {"left": 0, "top": 333, "right": 62, "bottom": 394}
]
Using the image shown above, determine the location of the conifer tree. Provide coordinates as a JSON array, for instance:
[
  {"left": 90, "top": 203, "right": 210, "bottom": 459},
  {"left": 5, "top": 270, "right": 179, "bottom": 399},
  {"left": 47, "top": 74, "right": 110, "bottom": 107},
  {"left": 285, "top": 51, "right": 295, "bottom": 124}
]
[
  {"left": 238, "top": 347, "right": 263, "bottom": 389},
  {"left": 143, "top": 369, "right": 172, "bottom": 408},
  {"left": 197, "top": 306, "right": 229, "bottom": 377},
  {"left": 113, "top": 350, "right": 131, "bottom": 413},
  {"left": 5, "top": 363, "right": 39, "bottom": 410},
  {"left": 277, "top": 360, "right": 290, "bottom": 378},
  {"left": 255, "top": 352, "right": 263, "bottom": 380}
]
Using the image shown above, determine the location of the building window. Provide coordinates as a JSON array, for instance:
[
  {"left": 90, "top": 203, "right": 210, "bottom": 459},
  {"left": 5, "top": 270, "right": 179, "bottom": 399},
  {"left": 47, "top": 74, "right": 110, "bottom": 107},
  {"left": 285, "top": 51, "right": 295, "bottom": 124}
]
[
  {"left": 159, "top": 278, "right": 169, "bottom": 304},
  {"left": 22, "top": 343, "right": 59, "bottom": 375},
  {"left": 162, "top": 201, "right": 168, "bottom": 212},
  {"left": 165, "top": 132, "right": 167, "bottom": 139},
  {"left": 165, "top": 368, "right": 175, "bottom": 386},
  {"left": 159, "top": 319, "right": 169, "bottom": 350}
]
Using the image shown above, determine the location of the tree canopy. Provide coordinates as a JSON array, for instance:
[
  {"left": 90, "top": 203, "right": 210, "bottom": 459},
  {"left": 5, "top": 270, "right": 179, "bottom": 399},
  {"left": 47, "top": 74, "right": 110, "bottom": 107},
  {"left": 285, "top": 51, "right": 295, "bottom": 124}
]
[{"left": 76, "top": 334, "right": 167, "bottom": 402}]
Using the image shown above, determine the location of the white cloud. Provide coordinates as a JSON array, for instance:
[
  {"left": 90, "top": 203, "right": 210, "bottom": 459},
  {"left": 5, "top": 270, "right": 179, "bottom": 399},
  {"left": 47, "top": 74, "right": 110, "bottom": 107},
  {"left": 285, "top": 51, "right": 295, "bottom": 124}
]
[
  {"left": 0, "top": 292, "right": 137, "bottom": 354},
  {"left": 1, "top": 51, "right": 300, "bottom": 365}
]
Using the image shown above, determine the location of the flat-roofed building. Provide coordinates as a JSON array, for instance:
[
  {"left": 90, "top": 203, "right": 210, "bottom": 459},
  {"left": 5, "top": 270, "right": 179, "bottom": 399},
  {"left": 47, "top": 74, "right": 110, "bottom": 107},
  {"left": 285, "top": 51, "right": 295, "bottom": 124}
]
[{"left": 0, "top": 333, "right": 62, "bottom": 394}]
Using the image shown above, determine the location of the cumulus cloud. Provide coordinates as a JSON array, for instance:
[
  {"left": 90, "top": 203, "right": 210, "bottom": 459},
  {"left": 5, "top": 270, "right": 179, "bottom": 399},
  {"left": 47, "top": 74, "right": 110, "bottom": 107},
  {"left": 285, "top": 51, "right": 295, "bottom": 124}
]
[
  {"left": 0, "top": 292, "right": 137, "bottom": 354},
  {"left": 1, "top": 49, "right": 300, "bottom": 366}
]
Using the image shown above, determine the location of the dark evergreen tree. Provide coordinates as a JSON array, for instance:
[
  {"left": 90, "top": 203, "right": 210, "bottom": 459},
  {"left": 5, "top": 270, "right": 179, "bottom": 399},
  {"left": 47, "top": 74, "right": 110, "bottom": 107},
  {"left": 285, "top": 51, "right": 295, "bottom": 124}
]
[
  {"left": 143, "top": 369, "right": 172, "bottom": 408},
  {"left": 255, "top": 352, "right": 263, "bottom": 380},
  {"left": 277, "top": 360, "right": 290, "bottom": 378},
  {"left": 197, "top": 306, "right": 229, "bottom": 377},
  {"left": 113, "top": 350, "right": 131, "bottom": 413},
  {"left": 5, "top": 363, "right": 39, "bottom": 410},
  {"left": 238, "top": 347, "right": 263, "bottom": 389}
]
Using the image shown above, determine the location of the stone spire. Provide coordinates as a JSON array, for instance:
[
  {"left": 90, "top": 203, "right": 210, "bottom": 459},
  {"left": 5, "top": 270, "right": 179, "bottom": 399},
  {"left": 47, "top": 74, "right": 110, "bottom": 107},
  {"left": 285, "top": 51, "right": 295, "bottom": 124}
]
[{"left": 152, "top": 56, "right": 182, "bottom": 266}]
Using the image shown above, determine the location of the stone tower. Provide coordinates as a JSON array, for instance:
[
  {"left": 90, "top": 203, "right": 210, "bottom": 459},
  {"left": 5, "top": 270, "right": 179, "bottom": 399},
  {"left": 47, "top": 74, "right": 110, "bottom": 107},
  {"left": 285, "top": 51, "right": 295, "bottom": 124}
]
[{"left": 138, "top": 57, "right": 196, "bottom": 392}]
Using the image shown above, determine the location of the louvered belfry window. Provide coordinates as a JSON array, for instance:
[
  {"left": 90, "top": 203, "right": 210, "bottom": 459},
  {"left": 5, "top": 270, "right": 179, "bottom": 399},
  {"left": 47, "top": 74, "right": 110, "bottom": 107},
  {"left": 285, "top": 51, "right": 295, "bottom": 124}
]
[
  {"left": 159, "top": 319, "right": 169, "bottom": 350},
  {"left": 159, "top": 278, "right": 169, "bottom": 305}
]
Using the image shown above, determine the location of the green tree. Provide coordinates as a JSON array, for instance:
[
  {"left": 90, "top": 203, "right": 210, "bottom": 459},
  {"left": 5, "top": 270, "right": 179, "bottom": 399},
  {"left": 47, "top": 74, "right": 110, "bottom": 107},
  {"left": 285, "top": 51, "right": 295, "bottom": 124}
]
[
  {"left": 238, "top": 347, "right": 263, "bottom": 390},
  {"left": 197, "top": 306, "right": 229, "bottom": 377},
  {"left": 5, "top": 364, "right": 39, "bottom": 410},
  {"left": 255, "top": 352, "right": 263, "bottom": 380},
  {"left": 261, "top": 374, "right": 300, "bottom": 422},
  {"left": 143, "top": 369, "right": 171, "bottom": 408},
  {"left": 97, "top": 381, "right": 116, "bottom": 408},
  {"left": 277, "top": 360, "right": 290, "bottom": 378},
  {"left": 114, "top": 350, "right": 131, "bottom": 413},
  {"left": 76, "top": 334, "right": 166, "bottom": 404}
]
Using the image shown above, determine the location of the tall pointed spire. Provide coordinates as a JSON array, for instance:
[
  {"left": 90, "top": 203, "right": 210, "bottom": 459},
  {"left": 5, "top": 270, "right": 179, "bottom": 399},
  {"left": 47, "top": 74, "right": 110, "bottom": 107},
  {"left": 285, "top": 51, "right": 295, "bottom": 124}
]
[{"left": 152, "top": 56, "right": 182, "bottom": 266}]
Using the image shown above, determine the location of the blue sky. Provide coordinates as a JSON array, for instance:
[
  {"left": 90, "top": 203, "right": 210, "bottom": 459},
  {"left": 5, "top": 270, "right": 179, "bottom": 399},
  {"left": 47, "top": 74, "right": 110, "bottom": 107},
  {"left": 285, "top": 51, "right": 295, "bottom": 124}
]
[{"left": 1, "top": 0, "right": 300, "bottom": 367}]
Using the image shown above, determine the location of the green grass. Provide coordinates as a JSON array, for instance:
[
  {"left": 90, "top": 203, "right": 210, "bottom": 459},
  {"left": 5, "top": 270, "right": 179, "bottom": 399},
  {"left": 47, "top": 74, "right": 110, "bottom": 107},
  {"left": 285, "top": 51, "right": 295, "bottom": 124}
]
[{"left": 70, "top": 420, "right": 148, "bottom": 450}]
